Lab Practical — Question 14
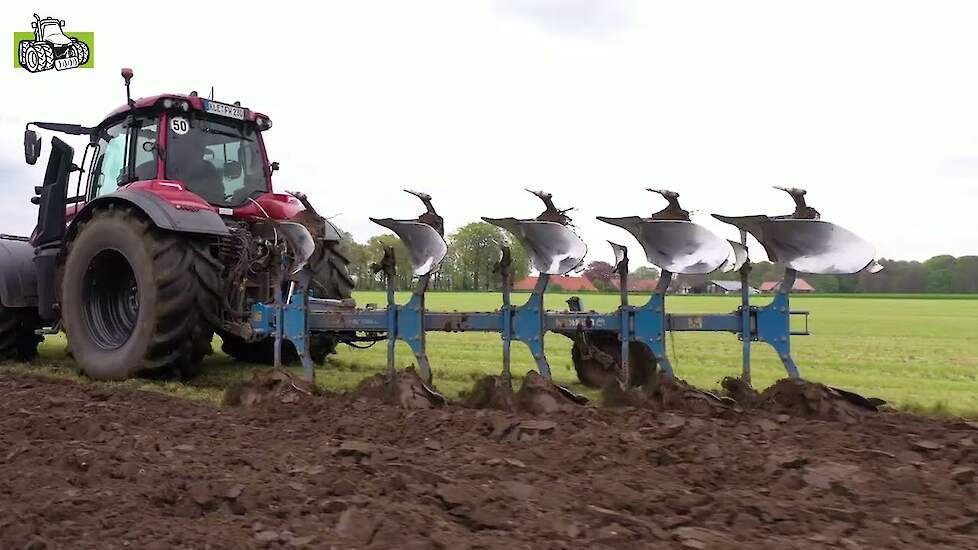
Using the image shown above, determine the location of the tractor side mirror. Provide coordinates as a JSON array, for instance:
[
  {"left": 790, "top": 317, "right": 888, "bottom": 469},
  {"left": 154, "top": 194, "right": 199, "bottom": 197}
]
[
  {"left": 24, "top": 129, "right": 41, "bottom": 165},
  {"left": 60, "top": 20, "right": 66, "bottom": 27},
  {"left": 223, "top": 160, "right": 242, "bottom": 180},
  {"left": 270, "top": 161, "right": 280, "bottom": 172}
]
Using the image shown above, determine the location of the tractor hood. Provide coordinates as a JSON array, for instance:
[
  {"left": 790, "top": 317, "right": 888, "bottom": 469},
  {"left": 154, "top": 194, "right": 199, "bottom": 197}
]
[{"left": 121, "top": 180, "right": 304, "bottom": 222}]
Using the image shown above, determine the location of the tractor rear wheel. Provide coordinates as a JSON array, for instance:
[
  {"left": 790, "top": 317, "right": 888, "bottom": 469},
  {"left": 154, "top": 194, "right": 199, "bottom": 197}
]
[
  {"left": 61, "top": 206, "right": 220, "bottom": 380},
  {"left": 571, "top": 332, "right": 655, "bottom": 388},
  {"left": 23, "top": 43, "right": 54, "bottom": 72},
  {"left": 0, "top": 305, "right": 42, "bottom": 362}
]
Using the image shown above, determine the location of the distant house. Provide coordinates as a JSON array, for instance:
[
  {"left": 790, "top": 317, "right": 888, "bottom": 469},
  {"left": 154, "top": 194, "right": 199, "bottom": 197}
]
[
  {"left": 514, "top": 275, "right": 597, "bottom": 292},
  {"left": 693, "top": 280, "right": 759, "bottom": 295},
  {"left": 608, "top": 279, "right": 662, "bottom": 292},
  {"left": 668, "top": 274, "right": 708, "bottom": 294},
  {"left": 759, "top": 278, "right": 815, "bottom": 293}
]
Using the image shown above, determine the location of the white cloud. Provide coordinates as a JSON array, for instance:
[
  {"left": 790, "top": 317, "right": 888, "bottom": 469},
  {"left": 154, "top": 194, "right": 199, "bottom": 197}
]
[
  {"left": 494, "top": 0, "right": 633, "bottom": 38},
  {"left": 0, "top": 0, "right": 976, "bottom": 267}
]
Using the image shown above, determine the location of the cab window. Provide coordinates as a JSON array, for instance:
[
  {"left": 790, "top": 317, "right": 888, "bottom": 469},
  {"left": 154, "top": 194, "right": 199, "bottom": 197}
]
[
  {"left": 133, "top": 119, "right": 159, "bottom": 180},
  {"left": 89, "top": 116, "right": 159, "bottom": 198},
  {"left": 166, "top": 115, "right": 268, "bottom": 206}
]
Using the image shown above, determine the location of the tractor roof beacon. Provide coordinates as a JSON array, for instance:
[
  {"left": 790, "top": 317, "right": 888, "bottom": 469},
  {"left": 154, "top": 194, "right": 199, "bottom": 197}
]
[
  {"left": 18, "top": 14, "right": 90, "bottom": 73},
  {"left": 0, "top": 68, "right": 354, "bottom": 379}
]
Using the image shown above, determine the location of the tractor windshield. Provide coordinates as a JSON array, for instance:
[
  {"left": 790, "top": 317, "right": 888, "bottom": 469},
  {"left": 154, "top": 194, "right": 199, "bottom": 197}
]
[
  {"left": 166, "top": 115, "right": 268, "bottom": 207},
  {"left": 38, "top": 21, "right": 64, "bottom": 40}
]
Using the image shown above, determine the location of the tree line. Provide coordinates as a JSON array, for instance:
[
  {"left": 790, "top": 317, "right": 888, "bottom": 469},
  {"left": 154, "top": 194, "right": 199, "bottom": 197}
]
[
  {"left": 711, "top": 255, "right": 977, "bottom": 294},
  {"left": 339, "top": 222, "right": 977, "bottom": 294},
  {"left": 583, "top": 256, "right": 978, "bottom": 293},
  {"left": 339, "top": 222, "right": 531, "bottom": 291}
]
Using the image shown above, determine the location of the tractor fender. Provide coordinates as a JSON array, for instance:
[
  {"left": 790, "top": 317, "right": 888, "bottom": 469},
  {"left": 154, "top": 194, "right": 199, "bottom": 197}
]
[
  {"left": 0, "top": 237, "right": 38, "bottom": 308},
  {"left": 68, "top": 189, "right": 230, "bottom": 239}
]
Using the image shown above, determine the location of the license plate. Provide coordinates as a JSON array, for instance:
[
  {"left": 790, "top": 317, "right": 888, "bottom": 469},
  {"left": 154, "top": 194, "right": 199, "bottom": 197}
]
[{"left": 202, "top": 100, "right": 245, "bottom": 120}]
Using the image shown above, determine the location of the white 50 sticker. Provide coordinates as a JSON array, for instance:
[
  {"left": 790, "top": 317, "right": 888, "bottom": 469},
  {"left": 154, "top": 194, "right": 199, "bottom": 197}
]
[{"left": 170, "top": 117, "right": 189, "bottom": 135}]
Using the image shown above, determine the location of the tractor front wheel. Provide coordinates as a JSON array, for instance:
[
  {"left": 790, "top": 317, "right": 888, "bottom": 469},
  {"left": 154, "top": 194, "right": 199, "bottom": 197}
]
[
  {"left": 220, "top": 239, "right": 352, "bottom": 365},
  {"left": 61, "top": 206, "right": 219, "bottom": 380},
  {"left": 220, "top": 333, "right": 334, "bottom": 365}
]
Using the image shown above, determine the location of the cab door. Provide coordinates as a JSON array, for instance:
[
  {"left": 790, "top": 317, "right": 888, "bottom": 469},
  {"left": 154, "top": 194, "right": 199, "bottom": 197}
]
[{"left": 84, "top": 116, "right": 160, "bottom": 203}]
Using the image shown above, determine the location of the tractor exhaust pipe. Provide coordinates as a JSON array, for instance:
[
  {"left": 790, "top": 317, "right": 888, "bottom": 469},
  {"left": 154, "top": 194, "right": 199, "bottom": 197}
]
[{"left": 121, "top": 68, "right": 134, "bottom": 108}]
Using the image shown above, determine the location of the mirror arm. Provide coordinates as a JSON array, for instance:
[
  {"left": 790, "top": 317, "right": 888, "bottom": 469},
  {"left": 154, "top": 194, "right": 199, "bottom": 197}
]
[{"left": 26, "top": 121, "right": 94, "bottom": 136}]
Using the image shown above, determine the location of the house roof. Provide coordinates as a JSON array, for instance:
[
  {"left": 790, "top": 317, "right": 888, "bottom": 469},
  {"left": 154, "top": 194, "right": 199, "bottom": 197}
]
[
  {"left": 760, "top": 278, "right": 815, "bottom": 291},
  {"left": 608, "top": 279, "right": 662, "bottom": 292},
  {"left": 710, "top": 280, "right": 744, "bottom": 292},
  {"left": 514, "top": 275, "right": 597, "bottom": 292}
]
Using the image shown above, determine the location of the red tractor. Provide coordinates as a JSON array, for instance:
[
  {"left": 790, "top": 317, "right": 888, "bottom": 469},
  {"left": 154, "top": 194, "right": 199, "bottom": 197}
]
[{"left": 0, "top": 69, "right": 353, "bottom": 379}]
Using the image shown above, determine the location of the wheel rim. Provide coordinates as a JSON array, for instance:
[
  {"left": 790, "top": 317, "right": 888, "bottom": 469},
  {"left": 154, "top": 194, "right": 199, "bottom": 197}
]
[
  {"left": 26, "top": 50, "right": 37, "bottom": 71},
  {"left": 83, "top": 249, "right": 139, "bottom": 350}
]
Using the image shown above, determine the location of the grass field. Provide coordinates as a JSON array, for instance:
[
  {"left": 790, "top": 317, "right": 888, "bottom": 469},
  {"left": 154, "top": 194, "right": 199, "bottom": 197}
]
[{"left": 11, "top": 292, "right": 978, "bottom": 416}]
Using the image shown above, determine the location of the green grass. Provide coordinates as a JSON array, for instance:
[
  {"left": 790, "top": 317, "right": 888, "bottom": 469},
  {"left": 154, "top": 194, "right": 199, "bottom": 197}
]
[{"left": 8, "top": 293, "right": 978, "bottom": 417}]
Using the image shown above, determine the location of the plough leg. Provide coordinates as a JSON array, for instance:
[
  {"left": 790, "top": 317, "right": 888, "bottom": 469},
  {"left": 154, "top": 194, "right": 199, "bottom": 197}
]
[
  {"left": 755, "top": 269, "right": 802, "bottom": 378},
  {"left": 512, "top": 274, "right": 552, "bottom": 378},
  {"left": 631, "top": 271, "right": 674, "bottom": 377}
]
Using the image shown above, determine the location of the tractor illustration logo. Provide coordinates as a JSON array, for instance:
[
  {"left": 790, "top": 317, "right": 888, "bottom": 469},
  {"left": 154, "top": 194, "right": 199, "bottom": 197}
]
[{"left": 15, "top": 14, "right": 93, "bottom": 72}]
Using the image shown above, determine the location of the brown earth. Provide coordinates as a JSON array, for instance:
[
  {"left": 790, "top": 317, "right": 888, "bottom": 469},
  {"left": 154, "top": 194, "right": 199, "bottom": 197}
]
[{"left": 1, "top": 371, "right": 977, "bottom": 549}]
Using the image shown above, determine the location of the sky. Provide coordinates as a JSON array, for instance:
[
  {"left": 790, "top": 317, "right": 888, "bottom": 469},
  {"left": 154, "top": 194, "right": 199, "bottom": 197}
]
[{"left": 1, "top": 0, "right": 976, "bottom": 269}]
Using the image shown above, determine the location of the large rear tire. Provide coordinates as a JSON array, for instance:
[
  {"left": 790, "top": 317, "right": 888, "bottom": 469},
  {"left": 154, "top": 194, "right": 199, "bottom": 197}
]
[
  {"left": 0, "top": 305, "right": 41, "bottom": 362},
  {"left": 61, "top": 206, "right": 219, "bottom": 380},
  {"left": 571, "top": 332, "right": 655, "bottom": 388},
  {"left": 220, "top": 239, "right": 352, "bottom": 365},
  {"left": 24, "top": 43, "right": 54, "bottom": 73}
]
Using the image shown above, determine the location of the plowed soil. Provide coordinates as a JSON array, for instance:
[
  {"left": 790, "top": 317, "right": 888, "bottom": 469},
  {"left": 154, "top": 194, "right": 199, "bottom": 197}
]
[{"left": 1, "top": 372, "right": 977, "bottom": 549}]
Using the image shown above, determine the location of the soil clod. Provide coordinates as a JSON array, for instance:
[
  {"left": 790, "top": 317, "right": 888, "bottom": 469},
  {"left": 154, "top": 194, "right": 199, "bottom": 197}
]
[
  {"left": 602, "top": 370, "right": 732, "bottom": 414},
  {"left": 349, "top": 368, "right": 446, "bottom": 409},
  {"left": 223, "top": 368, "right": 318, "bottom": 406},
  {"left": 461, "top": 375, "right": 517, "bottom": 411}
]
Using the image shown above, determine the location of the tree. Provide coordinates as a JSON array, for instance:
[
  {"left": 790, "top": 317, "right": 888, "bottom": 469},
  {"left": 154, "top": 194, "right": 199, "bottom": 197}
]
[
  {"left": 583, "top": 261, "right": 615, "bottom": 286},
  {"left": 924, "top": 255, "right": 956, "bottom": 293},
  {"left": 447, "top": 222, "right": 531, "bottom": 291},
  {"left": 361, "top": 234, "right": 415, "bottom": 290},
  {"left": 951, "top": 256, "right": 978, "bottom": 293},
  {"left": 338, "top": 232, "right": 374, "bottom": 290},
  {"left": 630, "top": 266, "right": 661, "bottom": 280}
]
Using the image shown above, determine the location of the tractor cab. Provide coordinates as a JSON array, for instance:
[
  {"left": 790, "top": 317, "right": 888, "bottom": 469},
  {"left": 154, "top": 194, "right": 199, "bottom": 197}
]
[
  {"left": 23, "top": 69, "right": 294, "bottom": 222},
  {"left": 89, "top": 93, "right": 276, "bottom": 207},
  {"left": 33, "top": 17, "right": 72, "bottom": 46}
]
